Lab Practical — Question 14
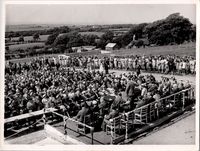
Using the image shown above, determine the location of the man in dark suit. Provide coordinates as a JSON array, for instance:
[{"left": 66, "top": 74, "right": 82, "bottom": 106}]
[
  {"left": 104, "top": 58, "right": 109, "bottom": 74},
  {"left": 136, "top": 64, "right": 141, "bottom": 76},
  {"left": 110, "top": 92, "right": 125, "bottom": 112},
  {"left": 125, "top": 78, "right": 139, "bottom": 110}
]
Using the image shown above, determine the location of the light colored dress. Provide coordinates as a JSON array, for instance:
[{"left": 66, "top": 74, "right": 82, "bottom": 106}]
[{"left": 99, "top": 62, "right": 104, "bottom": 73}]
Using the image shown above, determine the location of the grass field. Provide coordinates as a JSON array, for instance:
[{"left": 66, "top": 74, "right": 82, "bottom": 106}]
[
  {"left": 8, "top": 42, "right": 45, "bottom": 51},
  {"left": 112, "top": 42, "right": 196, "bottom": 57},
  {"left": 7, "top": 42, "right": 195, "bottom": 63},
  {"left": 10, "top": 35, "right": 49, "bottom": 42},
  {"left": 6, "top": 24, "right": 54, "bottom": 32},
  {"left": 9, "top": 32, "right": 104, "bottom": 42},
  {"left": 79, "top": 31, "right": 104, "bottom": 37}
]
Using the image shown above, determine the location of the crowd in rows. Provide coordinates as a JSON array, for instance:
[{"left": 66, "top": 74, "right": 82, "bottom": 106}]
[
  {"left": 56, "top": 55, "right": 196, "bottom": 75},
  {"left": 5, "top": 57, "right": 192, "bottom": 129}
]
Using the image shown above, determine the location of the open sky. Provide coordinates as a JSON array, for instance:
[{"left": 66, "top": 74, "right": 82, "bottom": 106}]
[{"left": 6, "top": 4, "right": 196, "bottom": 25}]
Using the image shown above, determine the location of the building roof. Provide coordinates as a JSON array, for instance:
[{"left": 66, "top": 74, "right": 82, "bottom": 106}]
[
  {"left": 72, "top": 46, "right": 96, "bottom": 50},
  {"left": 82, "top": 46, "right": 96, "bottom": 49},
  {"left": 105, "top": 43, "right": 117, "bottom": 48}
]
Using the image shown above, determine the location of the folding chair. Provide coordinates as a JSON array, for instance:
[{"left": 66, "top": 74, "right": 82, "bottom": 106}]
[
  {"left": 121, "top": 111, "right": 135, "bottom": 139},
  {"left": 149, "top": 102, "right": 156, "bottom": 122},
  {"left": 170, "top": 93, "right": 182, "bottom": 110},
  {"left": 106, "top": 115, "right": 122, "bottom": 137},
  {"left": 134, "top": 105, "right": 148, "bottom": 124}
]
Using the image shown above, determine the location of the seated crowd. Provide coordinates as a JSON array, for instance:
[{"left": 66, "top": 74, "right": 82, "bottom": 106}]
[{"left": 5, "top": 57, "right": 192, "bottom": 131}]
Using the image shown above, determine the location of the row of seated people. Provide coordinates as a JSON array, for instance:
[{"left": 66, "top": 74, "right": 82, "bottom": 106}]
[
  {"left": 70, "top": 85, "right": 193, "bottom": 133},
  {"left": 5, "top": 84, "right": 193, "bottom": 134}
]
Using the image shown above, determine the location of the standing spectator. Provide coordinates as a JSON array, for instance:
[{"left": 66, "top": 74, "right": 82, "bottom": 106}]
[{"left": 125, "top": 78, "right": 138, "bottom": 110}]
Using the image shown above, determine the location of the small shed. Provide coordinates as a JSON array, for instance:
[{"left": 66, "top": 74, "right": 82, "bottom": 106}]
[{"left": 105, "top": 43, "right": 118, "bottom": 51}]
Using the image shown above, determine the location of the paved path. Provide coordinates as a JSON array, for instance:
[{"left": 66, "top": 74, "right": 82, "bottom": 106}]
[
  {"left": 5, "top": 130, "right": 46, "bottom": 144},
  {"left": 34, "top": 137, "right": 62, "bottom": 145},
  {"left": 132, "top": 113, "right": 195, "bottom": 145}
]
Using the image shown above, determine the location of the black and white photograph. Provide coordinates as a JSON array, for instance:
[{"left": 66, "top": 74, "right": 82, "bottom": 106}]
[{"left": 0, "top": 0, "right": 199, "bottom": 150}]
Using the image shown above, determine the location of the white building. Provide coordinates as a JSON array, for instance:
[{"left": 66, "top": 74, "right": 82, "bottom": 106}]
[{"left": 105, "top": 43, "right": 118, "bottom": 50}]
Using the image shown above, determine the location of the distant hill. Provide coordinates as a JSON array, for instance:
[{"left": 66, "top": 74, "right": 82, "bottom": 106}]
[{"left": 6, "top": 24, "right": 51, "bottom": 32}]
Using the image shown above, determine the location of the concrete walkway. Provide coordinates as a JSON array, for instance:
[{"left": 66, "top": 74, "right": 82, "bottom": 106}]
[{"left": 132, "top": 113, "right": 195, "bottom": 145}]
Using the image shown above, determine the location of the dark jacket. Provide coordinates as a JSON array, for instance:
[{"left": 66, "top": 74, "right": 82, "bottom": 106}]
[
  {"left": 125, "top": 81, "right": 137, "bottom": 97},
  {"left": 111, "top": 95, "right": 124, "bottom": 110}
]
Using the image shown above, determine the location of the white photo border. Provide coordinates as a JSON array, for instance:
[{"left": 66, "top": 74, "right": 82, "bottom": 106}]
[{"left": 0, "top": 0, "right": 199, "bottom": 151}]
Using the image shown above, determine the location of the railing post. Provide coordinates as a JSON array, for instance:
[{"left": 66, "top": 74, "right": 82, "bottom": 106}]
[
  {"left": 156, "top": 105, "right": 159, "bottom": 119},
  {"left": 189, "top": 89, "right": 192, "bottom": 100},
  {"left": 182, "top": 91, "right": 185, "bottom": 110},
  {"left": 43, "top": 108, "right": 46, "bottom": 125},
  {"left": 110, "top": 125, "right": 113, "bottom": 144},
  {"left": 125, "top": 113, "right": 128, "bottom": 140},
  {"left": 192, "top": 88, "right": 195, "bottom": 102},
  {"left": 64, "top": 116, "right": 67, "bottom": 135},
  {"left": 91, "top": 127, "right": 94, "bottom": 145}
]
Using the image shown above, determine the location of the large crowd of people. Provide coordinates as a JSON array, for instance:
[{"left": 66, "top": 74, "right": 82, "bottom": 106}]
[
  {"left": 5, "top": 56, "right": 193, "bottom": 131},
  {"left": 56, "top": 55, "right": 196, "bottom": 75}
]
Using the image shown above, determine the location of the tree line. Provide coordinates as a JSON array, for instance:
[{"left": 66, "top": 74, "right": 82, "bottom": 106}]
[
  {"left": 6, "top": 13, "right": 196, "bottom": 59},
  {"left": 5, "top": 26, "right": 71, "bottom": 38},
  {"left": 45, "top": 13, "right": 195, "bottom": 52}
]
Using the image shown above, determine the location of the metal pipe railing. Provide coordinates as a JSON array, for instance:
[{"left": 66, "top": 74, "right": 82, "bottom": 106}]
[
  {"left": 50, "top": 110, "right": 94, "bottom": 144},
  {"left": 123, "top": 87, "right": 195, "bottom": 141}
]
